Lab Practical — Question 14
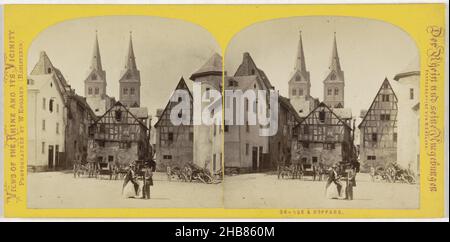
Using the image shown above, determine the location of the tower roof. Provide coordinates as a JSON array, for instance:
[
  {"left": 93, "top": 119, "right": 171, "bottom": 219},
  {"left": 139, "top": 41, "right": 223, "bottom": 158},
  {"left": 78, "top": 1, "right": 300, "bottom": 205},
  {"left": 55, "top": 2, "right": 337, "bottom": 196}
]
[
  {"left": 90, "top": 31, "right": 103, "bottom": 71},
  {"left": 295, "top": 31, "right": 307, "bottom": 72},
  {"left": 125, "top": 31, "right": 137, "bottom": 70},
  {"left": 30, "top": 51, "right": 54, "bottom": 75},
  {"left": 329, "top": 32, "right": 342, "bottom": 71},
  {"left": 190, "top": 52, "right": 223, "bottom": 80}
]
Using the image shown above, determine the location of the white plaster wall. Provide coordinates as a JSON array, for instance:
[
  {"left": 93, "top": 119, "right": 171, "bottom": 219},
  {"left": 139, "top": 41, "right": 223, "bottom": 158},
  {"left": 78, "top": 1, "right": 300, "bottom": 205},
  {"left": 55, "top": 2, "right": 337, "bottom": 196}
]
[
  {"left": 393, "top": 74, "right": 420, "bottom": 174},
  {"left": 27, "top": 74, "right": 65, "bottom": 168}
]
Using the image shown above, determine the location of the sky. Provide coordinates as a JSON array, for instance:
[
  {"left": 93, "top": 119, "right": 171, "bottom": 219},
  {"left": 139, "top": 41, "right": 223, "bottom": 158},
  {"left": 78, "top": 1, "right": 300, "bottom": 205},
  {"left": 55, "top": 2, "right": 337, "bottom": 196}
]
[
  {"left": 225, "top": 16, "right": 419, "bottom": 121},
  {"left": 28, "top": 16, "right": 221, "bottom": 121}
]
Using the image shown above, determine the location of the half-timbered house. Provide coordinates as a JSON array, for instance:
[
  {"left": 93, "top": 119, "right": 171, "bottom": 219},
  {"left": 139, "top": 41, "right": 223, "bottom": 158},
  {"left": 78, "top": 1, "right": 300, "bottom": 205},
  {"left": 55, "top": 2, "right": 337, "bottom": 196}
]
[
  {"left": 154, "top": 77, "right": 193, "bottom": 171},
  {"left": 358, "top": 78, "right": 398, "bottom": 171},
  {"left": 293, "top": 102, "right": 355, "bottom": 167},
  {"left": 88, "top": 101, "right": 150, "bottom": 166}
]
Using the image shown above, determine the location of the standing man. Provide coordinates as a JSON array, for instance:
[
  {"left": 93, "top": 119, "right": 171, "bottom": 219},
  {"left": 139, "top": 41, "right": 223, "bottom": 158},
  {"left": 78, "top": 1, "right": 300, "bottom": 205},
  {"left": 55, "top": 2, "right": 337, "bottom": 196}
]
[
  {"left": 142, "top": 163, "right": 153, "bottom": 199},
  {"left": 345, "top": 165, "right": 356, "bottom": 200}
]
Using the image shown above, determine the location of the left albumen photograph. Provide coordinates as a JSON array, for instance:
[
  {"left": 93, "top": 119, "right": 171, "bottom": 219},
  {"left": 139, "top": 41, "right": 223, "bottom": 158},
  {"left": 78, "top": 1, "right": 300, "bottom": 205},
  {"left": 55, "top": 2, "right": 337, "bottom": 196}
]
[{"left": 27, "top": 16, "right": 223, "bottom": 208}]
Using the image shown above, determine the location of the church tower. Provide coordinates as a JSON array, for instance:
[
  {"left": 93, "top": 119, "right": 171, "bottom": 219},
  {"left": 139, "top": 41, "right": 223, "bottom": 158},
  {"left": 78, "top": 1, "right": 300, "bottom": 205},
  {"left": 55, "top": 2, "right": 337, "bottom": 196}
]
[
  {"left": 119, "top": 32, "right": 141, "bottom": 107},
  {"left": 323, "top": 33, "right": 345, "bottom": 108},
  {"left": 84, "top": 31, "right": 109, "bottom": 115},
  {"left": 289, "top": 31, "right": 317, "bottom": 117}
]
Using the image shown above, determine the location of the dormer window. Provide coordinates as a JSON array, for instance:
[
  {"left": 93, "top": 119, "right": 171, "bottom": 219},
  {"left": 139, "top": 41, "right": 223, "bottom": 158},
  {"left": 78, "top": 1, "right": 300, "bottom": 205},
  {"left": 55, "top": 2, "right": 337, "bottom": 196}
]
[
  {"left": 92, "top": 73, "right": 97, "bottom": 80},
  {"left": 296, "top": 75, "right": 301, "bottom": 82}
]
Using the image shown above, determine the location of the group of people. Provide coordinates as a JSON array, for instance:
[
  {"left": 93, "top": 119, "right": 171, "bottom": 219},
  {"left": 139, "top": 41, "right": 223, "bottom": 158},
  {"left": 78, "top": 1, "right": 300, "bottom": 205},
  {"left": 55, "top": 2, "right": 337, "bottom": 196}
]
[
  {"left": 325, "top": 161, "right": 359, "bottom": 200},
  {"left": 122, "top": 161, "right": 155, "bottom": 200}
]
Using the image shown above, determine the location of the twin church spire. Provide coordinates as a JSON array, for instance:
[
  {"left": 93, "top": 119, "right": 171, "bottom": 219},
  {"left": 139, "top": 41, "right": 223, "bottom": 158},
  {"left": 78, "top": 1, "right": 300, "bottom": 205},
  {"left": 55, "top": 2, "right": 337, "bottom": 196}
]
[
  {"left": 288, "top": 30, "right": 345, "bottom": 111},
  {"left": 85, "top": 31, "right": 141, "bottom": 108},
  {"left": 294, "top": 31, "right": 343, "bottom": 74}
]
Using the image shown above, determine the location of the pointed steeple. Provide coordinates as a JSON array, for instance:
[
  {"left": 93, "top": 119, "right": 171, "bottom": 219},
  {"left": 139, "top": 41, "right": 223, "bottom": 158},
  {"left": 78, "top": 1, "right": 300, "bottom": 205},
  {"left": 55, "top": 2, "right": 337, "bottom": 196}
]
[
  {"left": 295, "top": 30, "right": 307, "bottom": 72},
  {"left": 330, "top": 32, "right": 341, "bottom": 71},
  {"left": 90, "top": 31, "right": 103, "bottom": 71},
  {"left": 125, "top": 31, "right": 137, "bottom": 70}
]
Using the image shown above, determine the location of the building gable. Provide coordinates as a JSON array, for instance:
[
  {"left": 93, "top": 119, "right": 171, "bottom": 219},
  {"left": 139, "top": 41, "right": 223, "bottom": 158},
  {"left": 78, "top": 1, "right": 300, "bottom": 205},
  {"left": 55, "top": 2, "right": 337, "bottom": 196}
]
[
  {"left": 91, "top": 101, "right": 148, "bottom": 130},
  {"left": 359, "top": 78, "right": 398, "bottom": 129},
  {"left": 154, "top": 77, "right": 193, "bottom": 128},
  {"left": 296, "top": 102, "right": 351, "bottom": 143}
]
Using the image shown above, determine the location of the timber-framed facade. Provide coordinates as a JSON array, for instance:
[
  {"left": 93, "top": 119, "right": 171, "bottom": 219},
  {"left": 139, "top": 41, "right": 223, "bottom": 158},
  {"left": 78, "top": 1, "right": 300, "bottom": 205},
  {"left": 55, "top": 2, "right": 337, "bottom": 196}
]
[
  {"left": 88, "top": 101, "right": 150, "bottom": 166},
  {"left": 359, "top": 78, "right": 398, "bottom": 171},
  {"left": 154, "top": 77, "right": 194, "bottom": 171},
  {"left": 293, "top": 102, "right": 355, "bottom": 167}
]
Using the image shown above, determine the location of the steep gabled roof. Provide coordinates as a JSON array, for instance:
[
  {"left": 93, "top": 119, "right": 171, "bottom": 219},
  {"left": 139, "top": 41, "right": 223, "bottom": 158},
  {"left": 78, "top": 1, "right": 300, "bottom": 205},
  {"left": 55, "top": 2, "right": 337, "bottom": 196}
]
[
  {"left": 30, "top": 51, "right": 70, "bottom": 89},
  {"left": 296, "top": 102, "right": 352, "bottom": 130},
  {"left": 154, "top": 77, "right": 193, "bottom": 128},
  {"left": 30, "top": 51, "right": 54, "bottom": 75},
  {"left": 358, "top": 77, "right": 398, "bottom": 129},
  {"left": 90, "top": 101, "right": 148, "bottom": 130},
  {"left": 234, "top": 52, "right": 274, "bottom": 89}
]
